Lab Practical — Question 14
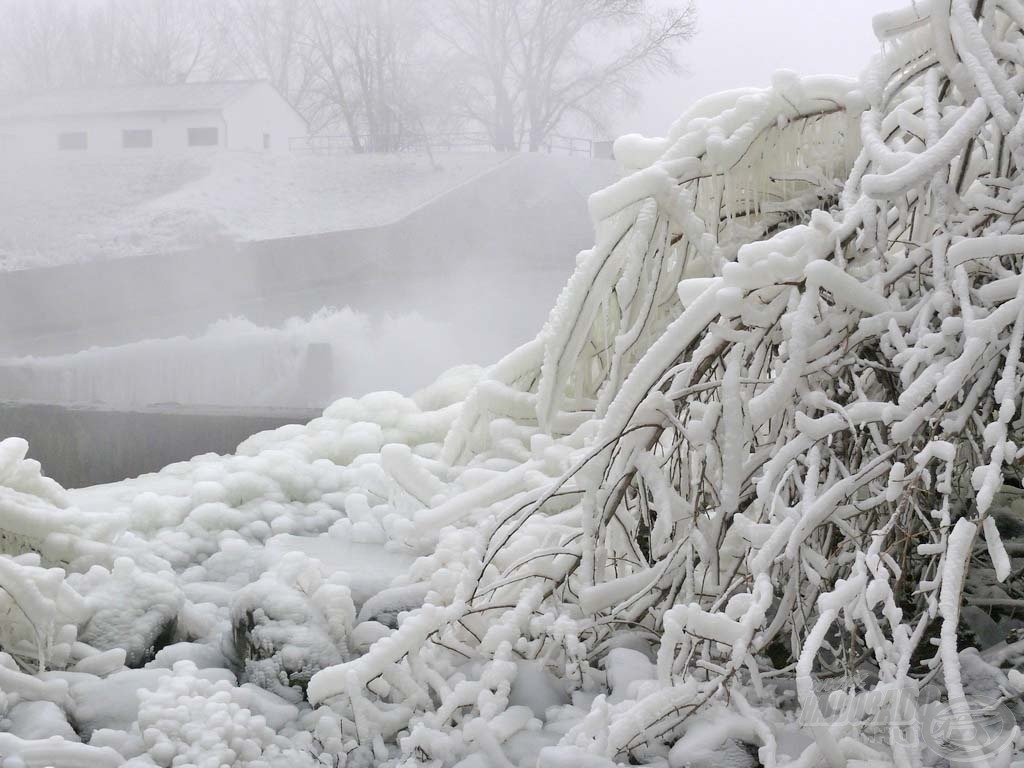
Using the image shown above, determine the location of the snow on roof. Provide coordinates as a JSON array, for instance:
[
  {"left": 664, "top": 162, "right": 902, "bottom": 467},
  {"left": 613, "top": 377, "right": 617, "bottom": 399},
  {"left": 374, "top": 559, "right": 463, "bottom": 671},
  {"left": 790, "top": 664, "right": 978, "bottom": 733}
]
[{"left": 0, "top": 81, "right": 268, "bottom": 121}]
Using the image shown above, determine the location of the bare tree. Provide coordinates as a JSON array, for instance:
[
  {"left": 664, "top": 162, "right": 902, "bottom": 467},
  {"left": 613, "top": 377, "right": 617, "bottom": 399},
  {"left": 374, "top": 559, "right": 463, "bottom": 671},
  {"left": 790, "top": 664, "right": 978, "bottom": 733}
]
[
  {"left": 303, "top": 0, "right": 367, "bottom": 147},
  {"left": 64, "top": 3, "right": 126, "bottom": 87},
  {"left": 0, "top": 0, "right": 229, "bottom": 91},
  {"left": 305, "top": 0, "right": 428, "bottom": 151},
  {"left": 115, "top": 0, "right": 228, "bottom": 84},
  {"left": 433, "top": 0, "right": 520, "bottom": 151},
  {"left": 217, "top": 0, "right": 318, "bottom": 116},
  {"left": 0, "top": 0, "right": 76, "bottom": 91},
  {"left": 439, "top": 0, "right": 696, "bottom": 151}
]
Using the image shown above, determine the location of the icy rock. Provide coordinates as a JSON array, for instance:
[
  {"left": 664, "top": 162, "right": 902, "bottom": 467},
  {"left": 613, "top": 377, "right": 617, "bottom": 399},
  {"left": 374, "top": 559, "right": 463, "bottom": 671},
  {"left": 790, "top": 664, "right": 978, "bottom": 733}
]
[
  {"left": 264, "top": 534, "right": 415, "bottom": 607},
  {"left": 605, "top": 647, "right": 656, "bottom": 703},
  {"left": 509, "top": 661, "right": 569, "bottom": 720},
  {"left": 135, "top": 661, "right": 317, "bottom": 768},
  {"left": 355, "top": 582, "right": 431, "bottom": 626},
  {"left": 88, "top": 727, "right": 146, "bottom": 761},
  {"left": 536, "top": 745, "right": 621, "bottom": 768},
  {"left": 71, "top": 648, "right": 127, "bottom": 676},
  {"left": 350, "top": 621, "right": 391, "bottom": 654},
  {"left": 3, "top": 700, "right": 79, "bottom": 742},
  {"left": 667, "top": 708, "right": 761, "bottom": 768},
  {"left": 961, "top": 606, "right": 1006, "bottom": 650},
  {"left": 0, "top": 437, "right": 68, "bottom": 508},
  {"left": 412, "top": 364, "right": 483, "bottom": 411},
  {"left": 504, "top": 729, "right": 563, "bottom": 766},
  {"left": 0, "top": 733, "right": 124, "bottom": 767},
  {"left": 69, "top": 667, "right": 235, "bottom": 738},
  {"left": 671, "top": 738, "right": 758, "bottom": 768},
  {"left": 75, "top": 559, "right": 182, "bottom": 667},
  {"left": 145, "top": 641, "right": 228, "bottom": 671},
  {"left": 0, "top": 559, "right": 82, "bottom": 671},
  {"left": 230, "top": 552, "right": 353, "bottom": 701},
  {"left": 235, "top": 683, "right": 301, "bottom": 730},
  {"left": 451, "top": 754, "right": 492, "bottom": 768}
]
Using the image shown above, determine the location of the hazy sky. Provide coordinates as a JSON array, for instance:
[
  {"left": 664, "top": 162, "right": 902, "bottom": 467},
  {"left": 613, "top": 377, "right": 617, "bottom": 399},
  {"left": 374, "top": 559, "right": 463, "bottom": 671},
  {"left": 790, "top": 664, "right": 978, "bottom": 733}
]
[{"left": 622, "top": 0, "right": 899, "bottom": 137}]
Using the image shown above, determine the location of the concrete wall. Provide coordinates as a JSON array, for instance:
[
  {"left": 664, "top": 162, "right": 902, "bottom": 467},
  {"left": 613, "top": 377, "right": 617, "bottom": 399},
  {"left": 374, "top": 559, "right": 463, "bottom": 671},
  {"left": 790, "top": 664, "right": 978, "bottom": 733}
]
[
  {"left": 0, "top": 401, "right": 317, "bottom": 489},
  {"left": 0, "top": 339, "right": 335, "bottom": 410}
]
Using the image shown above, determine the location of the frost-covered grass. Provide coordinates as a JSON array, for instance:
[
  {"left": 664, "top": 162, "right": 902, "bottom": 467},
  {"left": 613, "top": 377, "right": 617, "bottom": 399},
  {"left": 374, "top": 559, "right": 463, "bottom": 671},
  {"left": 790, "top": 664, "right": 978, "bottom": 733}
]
[
  {"left": 2, "top": 2, "right": 1024, "bottom": 767},
  {"left": 0, "top": 151, "right": 506, "bottom": 271}
]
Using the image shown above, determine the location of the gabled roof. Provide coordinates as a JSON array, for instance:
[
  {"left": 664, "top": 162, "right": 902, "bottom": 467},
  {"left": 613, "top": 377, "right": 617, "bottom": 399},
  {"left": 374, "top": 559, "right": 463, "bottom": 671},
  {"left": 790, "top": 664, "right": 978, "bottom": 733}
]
[{"left": 0, "top": 80, "right": 269, "bottom": 121}]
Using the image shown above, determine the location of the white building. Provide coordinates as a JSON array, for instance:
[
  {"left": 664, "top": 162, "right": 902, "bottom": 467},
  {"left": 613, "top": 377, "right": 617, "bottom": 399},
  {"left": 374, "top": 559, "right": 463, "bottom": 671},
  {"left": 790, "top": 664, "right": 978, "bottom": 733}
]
[{"left": 0, "top": 81, "right": 307, "bottom": 156}]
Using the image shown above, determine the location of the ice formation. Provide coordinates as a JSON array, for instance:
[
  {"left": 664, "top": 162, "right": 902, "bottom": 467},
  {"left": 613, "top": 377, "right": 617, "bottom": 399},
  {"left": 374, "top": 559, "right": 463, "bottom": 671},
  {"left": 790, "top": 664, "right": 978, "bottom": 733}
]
[
  {"left": 0, "top": 308, "right": 465, "bottom": 409},
  {"left": 2, "top": 1, "right": 1024, "bottom": 766}
]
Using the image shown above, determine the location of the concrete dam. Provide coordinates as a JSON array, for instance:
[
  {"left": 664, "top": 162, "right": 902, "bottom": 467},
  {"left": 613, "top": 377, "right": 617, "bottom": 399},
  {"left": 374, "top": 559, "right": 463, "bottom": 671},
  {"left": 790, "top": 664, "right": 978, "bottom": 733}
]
[{"left": 0, "top": 154, "right": 616, "bottom": 486}]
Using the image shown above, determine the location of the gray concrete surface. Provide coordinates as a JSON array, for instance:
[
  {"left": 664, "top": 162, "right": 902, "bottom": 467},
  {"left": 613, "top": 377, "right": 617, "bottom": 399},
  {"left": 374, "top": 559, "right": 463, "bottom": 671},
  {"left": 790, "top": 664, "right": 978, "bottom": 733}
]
[{"left": 0, "top": 401, "right": 316, "bottom": 488}]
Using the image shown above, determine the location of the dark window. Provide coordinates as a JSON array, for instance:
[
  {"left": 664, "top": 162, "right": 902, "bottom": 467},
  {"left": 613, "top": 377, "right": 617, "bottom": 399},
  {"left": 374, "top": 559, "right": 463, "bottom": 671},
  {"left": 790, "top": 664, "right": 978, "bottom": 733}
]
[
  {"left": 122, "top": 129, "right": 153, "bottom": 149},
  {"left": 188, "top": 127, "right": 219, "bottom": 147},
  {"left": 58, "top": 131, "right": 87, "bottom": 150},
  {"left": 263, "top": 133, "right": 271, "bottom": 150}
]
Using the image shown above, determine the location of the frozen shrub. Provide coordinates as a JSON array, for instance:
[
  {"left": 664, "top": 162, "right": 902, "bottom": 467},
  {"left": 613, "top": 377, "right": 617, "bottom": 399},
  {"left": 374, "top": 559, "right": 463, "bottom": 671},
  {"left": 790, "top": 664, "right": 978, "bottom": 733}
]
[{"left": 309, "top": 3, "right": 1024, "bottom": 765}]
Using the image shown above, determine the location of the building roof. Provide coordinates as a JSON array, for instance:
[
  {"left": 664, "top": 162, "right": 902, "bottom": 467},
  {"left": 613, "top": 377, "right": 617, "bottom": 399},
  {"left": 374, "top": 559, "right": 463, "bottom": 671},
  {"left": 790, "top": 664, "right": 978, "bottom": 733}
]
[{"left": 0, "top": 81, "right": 269, "bottom": 121}]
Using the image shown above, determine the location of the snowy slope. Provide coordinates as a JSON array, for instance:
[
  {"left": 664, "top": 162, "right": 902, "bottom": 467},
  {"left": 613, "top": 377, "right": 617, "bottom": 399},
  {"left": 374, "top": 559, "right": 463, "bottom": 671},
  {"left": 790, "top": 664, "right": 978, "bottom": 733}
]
[{"left": 0, "top": 151, "right": 507, "bottom": 271}]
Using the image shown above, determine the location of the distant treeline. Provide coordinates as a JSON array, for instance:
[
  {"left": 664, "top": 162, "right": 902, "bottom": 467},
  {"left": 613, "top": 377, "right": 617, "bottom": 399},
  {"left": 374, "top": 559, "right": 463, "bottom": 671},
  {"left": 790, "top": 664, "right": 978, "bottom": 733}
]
[{"left": 0, "top": 0, "right": 695, "bottom": 152}]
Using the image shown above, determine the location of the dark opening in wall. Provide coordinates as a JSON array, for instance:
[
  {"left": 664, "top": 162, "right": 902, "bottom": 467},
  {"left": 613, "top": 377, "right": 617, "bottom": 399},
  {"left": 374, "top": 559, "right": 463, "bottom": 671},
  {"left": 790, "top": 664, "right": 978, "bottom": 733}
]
[
  {"left": 188, "top": 126, "right": 219, "bottom": 147},
  {"left": 122, "top": 129, "right": 153, "bottom": 149},
  {"left": 58, "top": 131, "right": 87, "bottom": 150}
]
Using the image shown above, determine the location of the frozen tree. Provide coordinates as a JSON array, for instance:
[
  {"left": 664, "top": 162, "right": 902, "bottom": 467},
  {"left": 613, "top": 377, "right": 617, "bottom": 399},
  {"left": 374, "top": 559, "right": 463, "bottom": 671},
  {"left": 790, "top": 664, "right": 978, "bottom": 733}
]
[
  {"left": 304, "top": 1, "right": 1024, "bottom": 765},
  {"left": 0, "top": 0, "right": 78, "bottom": 90},
  {"left": 305, "top": 0, "right": 432, "bottom": 151},
  {"left": 63, "top": 1, "right": 125, "bottom": 88},
  {"left": 115, "top": 0, "right": 229, "bottom": 85},
  {"left": 0, "top": 0, "right": 227, "bottom": 91},
  {"left": 436, "top": 0, "right": 697, "bottom": 151},
  {"left": 216, "top": 0, "right": 320, "bottom": 118},
  {"left": 3, "top": 1, "right": 1024, "bottom": 766}
]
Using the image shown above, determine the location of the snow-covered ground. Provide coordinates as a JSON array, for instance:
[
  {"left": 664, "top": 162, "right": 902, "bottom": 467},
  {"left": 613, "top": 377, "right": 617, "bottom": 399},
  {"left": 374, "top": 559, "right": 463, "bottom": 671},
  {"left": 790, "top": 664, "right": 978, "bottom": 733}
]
[{"left": 0, "top": 151, "right": 506, "bottom": 270}]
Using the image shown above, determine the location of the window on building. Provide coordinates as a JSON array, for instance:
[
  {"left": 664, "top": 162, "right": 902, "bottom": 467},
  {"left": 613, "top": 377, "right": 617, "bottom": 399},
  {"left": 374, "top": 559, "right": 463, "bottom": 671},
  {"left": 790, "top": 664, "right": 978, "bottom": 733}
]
[
  {"left": 188, "top": 127, "right": 219, "bottom": 147},
  {"left": 263, "top": 133, "right": 271, "bottom": 150},
  {"left": 58, "top": 131, "right": 88, "bottom": 150},
  {"left": 122, "top": 129, "right": 153, "bottom": 149}
]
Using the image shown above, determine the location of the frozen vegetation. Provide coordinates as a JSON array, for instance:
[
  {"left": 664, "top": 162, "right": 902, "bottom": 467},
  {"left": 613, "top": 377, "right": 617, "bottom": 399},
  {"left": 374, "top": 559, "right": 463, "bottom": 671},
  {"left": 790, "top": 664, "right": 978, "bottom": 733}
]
[{"left": 3, "top": 2, "right": 1024, "bottom": 767}]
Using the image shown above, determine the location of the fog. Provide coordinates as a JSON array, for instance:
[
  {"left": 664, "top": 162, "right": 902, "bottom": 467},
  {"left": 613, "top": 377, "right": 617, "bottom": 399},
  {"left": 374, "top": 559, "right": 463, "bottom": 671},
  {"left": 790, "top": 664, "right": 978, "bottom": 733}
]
[
  {"left": 627, "top": 0, "right": 896, "bottom": 136},
  {"left": 0, "top": 0, "right": 892, "bottom": 480}
]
